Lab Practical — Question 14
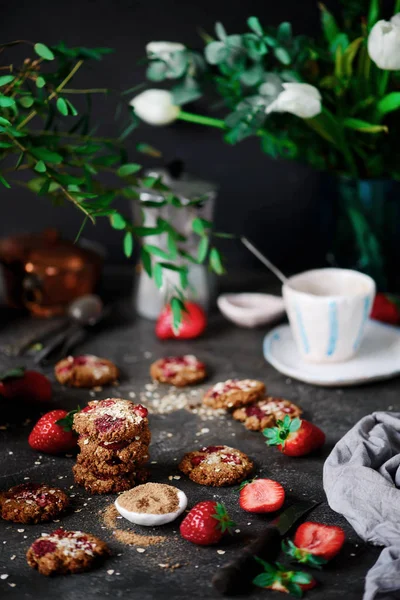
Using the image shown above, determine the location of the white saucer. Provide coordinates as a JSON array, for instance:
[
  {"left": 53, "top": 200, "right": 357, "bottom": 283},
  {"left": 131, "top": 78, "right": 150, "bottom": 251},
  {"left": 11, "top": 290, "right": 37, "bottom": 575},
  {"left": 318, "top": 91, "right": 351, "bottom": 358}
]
[{"left": 263, "top": 320, "right": 400, "bottom": 387}]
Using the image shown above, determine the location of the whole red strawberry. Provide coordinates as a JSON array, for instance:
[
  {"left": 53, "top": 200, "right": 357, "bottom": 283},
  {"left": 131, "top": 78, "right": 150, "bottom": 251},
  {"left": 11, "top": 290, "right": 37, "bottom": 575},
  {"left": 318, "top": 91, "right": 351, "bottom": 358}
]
[
  {"left": 28, "top": 409, "right": 78, "bottom": 455},
  {"left": 239, "top": 478, "right": 285, "bottom": 513},
  {"left": 263, "top": 416, "right": 325, "bottom": 457},
  {"left": 288, "top": 522, "right": 345, "bottom": 564},
  {"left": 371, "top": 293, "right": 400, "bottom": 325},
  {"left": 0, "top": 368, "right": 52, "bottom": 404},
  {"left": 156, "top": 301, "right": 207, "bottom": 340},
  {"left": 253, "top": 558, "right": 316, "bottom": 596},
  {"left": 180, "top": 501, "right": 235, "bottom": 546}
]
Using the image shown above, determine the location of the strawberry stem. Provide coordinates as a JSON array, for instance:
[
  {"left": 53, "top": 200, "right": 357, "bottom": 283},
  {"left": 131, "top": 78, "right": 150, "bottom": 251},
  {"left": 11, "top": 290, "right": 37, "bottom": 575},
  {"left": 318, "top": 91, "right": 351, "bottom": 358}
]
[
  {"left": 56, "top": 407, "right": 80, "bottom": 432},
  {"left": 263, "top": 416, "right": 301, "bottom": 448},
  {"left": 212, "top": 502, "right": 236, "bottom": 533}
]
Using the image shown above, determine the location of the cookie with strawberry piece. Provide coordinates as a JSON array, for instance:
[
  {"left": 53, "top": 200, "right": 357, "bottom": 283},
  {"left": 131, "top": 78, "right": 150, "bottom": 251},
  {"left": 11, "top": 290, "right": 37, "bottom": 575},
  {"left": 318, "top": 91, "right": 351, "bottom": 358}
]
[
  {"left": 73, "top": 399, "right": 149, "bottom": 443},
  {"left": 283, "top": 522, "right": 345, "bottom": 566},
  {"left": 77, "top": 429, "right": 151, "bottom": 465},
  {"left": 0, "top": 483, "right": 69, "bottom": 524},
  {"left": 55, "top": 355, "right": 119, "bottom": 388},
  {"left": 179, "top": 445, "right": 253, "bottom": 486},
  {"left": 72, "top": 463, "right": 149, "bottom": 494},
  {"left": 203, "top": 379, "right": 265, "bottom": 410},
  {"left": 263, "top": 415, "right": 325, "bottom": 457},
  {"left": 28, "top": 409, "right": 79, "bottom": 455},
  {"left": 253, "top": 558, "right": 316, "bottom": 596},
  {"left": 76, "top": 448, "right": 150, "bottom": 477},
  {"left": 150, "top": 355, "right": 207, "bottom": 387},
  {"left": 27, "top": 528, "right": 110, "bottom": 575},
  {"left": 232, "top": 397, "right": 303, "bottom": 431},
  {"left": 180, "top": 501, "right": 235, "bottom": 545}
]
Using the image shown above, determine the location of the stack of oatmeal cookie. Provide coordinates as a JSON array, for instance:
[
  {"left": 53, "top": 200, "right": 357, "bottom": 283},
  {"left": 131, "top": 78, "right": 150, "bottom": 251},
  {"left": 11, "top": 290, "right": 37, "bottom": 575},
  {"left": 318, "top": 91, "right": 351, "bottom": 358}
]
[{"left": 72, "top": 398, "right": 150, "bottom": 494}]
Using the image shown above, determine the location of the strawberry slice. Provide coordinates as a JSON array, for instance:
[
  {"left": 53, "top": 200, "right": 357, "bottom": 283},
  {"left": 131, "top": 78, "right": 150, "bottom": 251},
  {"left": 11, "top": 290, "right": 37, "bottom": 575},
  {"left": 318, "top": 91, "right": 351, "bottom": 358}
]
[
  {"left": 253, "top": 558, "right": 316, "bottom": 597},
  {"left": 239, "top": 478, "right": 285, "bottom": 513},
  {"left": 288, "top": 522, "right": 345, "bottom": 563},
  {"left": 263, "top": 416, "right": 325, "bottom": 457}
]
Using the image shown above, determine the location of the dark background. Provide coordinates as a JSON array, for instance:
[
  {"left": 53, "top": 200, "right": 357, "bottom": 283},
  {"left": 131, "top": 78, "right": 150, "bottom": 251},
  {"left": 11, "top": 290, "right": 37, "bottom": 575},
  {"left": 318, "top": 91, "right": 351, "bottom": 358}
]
[{"left": 2, "top": 0, "right": 344, "bottom": 272}]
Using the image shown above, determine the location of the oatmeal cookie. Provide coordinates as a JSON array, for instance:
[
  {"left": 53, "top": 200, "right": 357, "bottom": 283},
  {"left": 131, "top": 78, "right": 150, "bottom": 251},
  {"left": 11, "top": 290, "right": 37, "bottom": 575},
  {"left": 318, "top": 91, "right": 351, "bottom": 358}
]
[
  {"left": 179, "top": 445, "right": 253, "bottom": 487},
  {"left": 232, "top": 397, "right": 303, "bottom": 431},
  {"left": 73, "top": 399, "right": 149, "bottom": 443},
  {"left": 55, "top": 355, "right": 119, "bottom": 388},
  {"left": 0, "top": 483, "right": 69, "bottom": 524},
  {"left": 150, "top": 355, "right": 207, "bottom": 387},
  {"left": 203, "top": 379, "right": 265, "bottom": 410},
  {"left": 76, "top": 450, "right": 149, "bottom": 477},
  {"left": 77, "top": 430, "right": 151, "bottom": 465},
  {"left": 72, "top": 463, "right": 149, "bottom": 494},
  {"left": 27, "top": 528, "right": 109, "bottom": 575}
]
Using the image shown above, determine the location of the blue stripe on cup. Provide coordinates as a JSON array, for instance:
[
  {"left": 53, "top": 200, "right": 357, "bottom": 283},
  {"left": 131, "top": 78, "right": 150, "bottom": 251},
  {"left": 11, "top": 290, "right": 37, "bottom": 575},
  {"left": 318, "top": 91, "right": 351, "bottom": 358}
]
[
  {"left": 295, "top": 304, "right": 310, "bottom": 354},
  {"left": 326, "top": 301, "right": 338, "bottom": 356},
  {"left": 353, "top": 296, "right": 371, "bottom": 351}
]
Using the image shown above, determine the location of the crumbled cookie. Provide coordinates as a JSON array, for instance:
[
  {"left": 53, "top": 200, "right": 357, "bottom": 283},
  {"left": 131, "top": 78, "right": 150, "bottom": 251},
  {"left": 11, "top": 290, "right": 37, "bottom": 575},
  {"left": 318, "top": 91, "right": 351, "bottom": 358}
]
[
  {"left": 232, "top": 397, "right": 303, "bottom": 431},
  {"left": 0, "top": 483, "right": 69, "bottom": 524},
  {"left": 203, "top": 379, "right": 265, "bottom": 410},
  {"left": 55, "top": 355, "right": 119, "bottom": 388},
  {"left": 150, "top": 355, "right": 207, "bottom": 387},
  {"left": 72, "top": 463, "right": 149, "bottom": 494},
  {"left": 179, "top": 445, "right": 253, "bottom": 487},
  {"left": 77, "top": 430, "right": 151, "bottom": 467},
  {"left": 27, "top": 528, "right": 109, "bottom": 575},
  {"left": 73, "top": 399, "right": 149, "bottom": 443}
]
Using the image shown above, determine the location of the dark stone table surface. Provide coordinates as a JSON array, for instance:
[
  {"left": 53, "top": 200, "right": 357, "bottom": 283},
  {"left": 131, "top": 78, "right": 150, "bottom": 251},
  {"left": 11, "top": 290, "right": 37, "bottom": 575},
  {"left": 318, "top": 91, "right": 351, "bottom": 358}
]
[{"left": 0, "top": 269, "right": 399, "bottom": 600}]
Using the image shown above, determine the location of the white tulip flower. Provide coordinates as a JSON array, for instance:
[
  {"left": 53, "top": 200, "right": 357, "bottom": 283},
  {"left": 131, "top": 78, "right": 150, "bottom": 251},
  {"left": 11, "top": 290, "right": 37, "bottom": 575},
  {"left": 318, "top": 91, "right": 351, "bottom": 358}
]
[
  {"left": 266, "top": 83, "right": 322, "bottom": 119},
  {"left": 146, "top": 41, "right": 186, "bottom": 61},
  {"left": 130, "top": 89, "right": 180, "bottom": 126},
  {"left": 368, "top": 14, "right": 400, "bottom": 70}
]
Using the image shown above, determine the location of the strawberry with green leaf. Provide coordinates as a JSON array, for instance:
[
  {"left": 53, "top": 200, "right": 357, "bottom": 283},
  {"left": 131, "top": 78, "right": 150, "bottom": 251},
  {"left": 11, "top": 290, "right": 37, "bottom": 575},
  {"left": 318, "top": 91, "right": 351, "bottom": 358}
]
[
  {"left": 28, "top": 408, "right": 79, "bottom": 454},
  {"left": 180, "top": 501, "right": 235, "bottom": 546},
  {"left": 253, "top": 557, "right": 316, "bottom": 597},
  {"left": 284, "top": 522, "right": 345, "bottom": 565},
  {"left": 0, "top": 368, "right": 52, "bottom": 404},
  {"left": 263, "top": 416, "right": 325, "bottom": 457}
]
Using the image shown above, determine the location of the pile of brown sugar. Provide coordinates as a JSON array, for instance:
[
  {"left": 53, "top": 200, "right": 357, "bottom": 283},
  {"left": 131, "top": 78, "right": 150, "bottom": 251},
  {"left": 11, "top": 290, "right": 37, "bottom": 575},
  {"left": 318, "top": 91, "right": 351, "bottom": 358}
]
[
  {"left": 102, "top": 505, "right": 166, "bottom": 547},
  {"left": 118, "top": 483, "right": 179, "bottom": 515}
]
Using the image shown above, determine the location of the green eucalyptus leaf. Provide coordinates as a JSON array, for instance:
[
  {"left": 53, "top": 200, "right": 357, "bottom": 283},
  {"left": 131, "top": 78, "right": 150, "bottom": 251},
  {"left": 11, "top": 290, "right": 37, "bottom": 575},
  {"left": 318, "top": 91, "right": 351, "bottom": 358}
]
[
  {"left": 34, "top": 160, "right": 47, "bottom": 173},
  {"left": 146, "top": 61, "right": 168, "bottom": 82},
  {"left": 215, "top": 22, "right": 227, "bottom": 41},
  {"left": 34, "top": 43, "right": 55, "bottom": 61},
  {"left": 56, "top": 97, "right": 68, "bottom": 116},
  {"left": 117, "top": 163, "right": 141, "bottom": 177},
  {"left": 0, "top": 75, "right": 15, "bottom": 86},
  {"left": 277, "top": 22, "right": 292, "bottom": 42},
  {"left": 247, "top": 16, "right": 263, "bottom": 37},
  {"left": 205, "top": 41, "right": 227, "bottom": 64},
  {"left": 123, "top": 231, "right": 133, "bottom": 257},
  {"left": 274, "top": 46, "right": 291, "bottom": 65}
]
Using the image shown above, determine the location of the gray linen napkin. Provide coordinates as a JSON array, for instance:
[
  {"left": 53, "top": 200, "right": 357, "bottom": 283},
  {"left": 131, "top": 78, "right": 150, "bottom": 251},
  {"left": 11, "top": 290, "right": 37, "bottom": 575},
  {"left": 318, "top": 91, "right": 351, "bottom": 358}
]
[{"left": 323, "top": 412, "right": 400, "bottom": 600}]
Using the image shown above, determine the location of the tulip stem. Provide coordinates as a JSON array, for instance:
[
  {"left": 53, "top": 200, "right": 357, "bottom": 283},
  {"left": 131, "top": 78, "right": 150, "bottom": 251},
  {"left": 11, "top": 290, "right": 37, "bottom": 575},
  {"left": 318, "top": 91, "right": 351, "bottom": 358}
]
[
  {"left": 378, "top": 70, "right": 390, "bottom": 96},
  {"left": 178, "top": 111, "right": 226, "bottom": 130}
]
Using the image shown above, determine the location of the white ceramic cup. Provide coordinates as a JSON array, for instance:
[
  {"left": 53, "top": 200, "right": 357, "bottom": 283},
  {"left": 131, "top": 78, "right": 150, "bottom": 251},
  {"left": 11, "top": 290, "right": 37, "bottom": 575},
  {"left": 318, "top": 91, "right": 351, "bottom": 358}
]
[{"left": 282, "top": 268, "right": 376, "bottom": 363}]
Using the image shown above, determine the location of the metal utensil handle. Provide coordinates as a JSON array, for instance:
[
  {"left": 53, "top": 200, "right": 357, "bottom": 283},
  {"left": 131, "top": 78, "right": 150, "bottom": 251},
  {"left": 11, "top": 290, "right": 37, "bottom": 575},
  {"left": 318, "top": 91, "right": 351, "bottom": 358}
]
[{"left": 241, "top": 237, "right": 288, "bottom": 285}]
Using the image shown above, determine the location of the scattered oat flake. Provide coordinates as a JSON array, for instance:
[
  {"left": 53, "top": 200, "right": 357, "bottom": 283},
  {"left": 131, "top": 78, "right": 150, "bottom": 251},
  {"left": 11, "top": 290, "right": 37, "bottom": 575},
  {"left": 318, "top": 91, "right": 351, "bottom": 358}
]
[
  {"left": 17, "top": 529, "right": 24, "bottom": 533},
  {"left": 1, "top": 574, "right": 9, "bottom": 580},
  {"left": 129, "top": 392, "right": 136, "bottom": 398},
  {"left": 8, "top": 583, "right": 16, "bottom": 587},
  {"left": 173, "top": 476, "right": 181, "bottom": 480},
  {"left": 144, "top": 351, "right": 152, "bottom": 359},
  {"left": 8, "top": 451, "right": 13, "bottom": 455},
  {"left": 10, "top": 556, "right": 16, "bottom": 561},
  {"left": 107, "top": 570, "right": 114, "bottom": 575},
  {"left": 235, "top": 529, "right": 241, "bottom": 534},
  {"left": 136, "top": 548, "right": 146, "bottom": 553},
  {"left": 168, "top": 476, "right": 173, "bottom": 481},
  {"left": 166, "top": 433, "right": 173, "bottom": 438},
  {"left": 217, "top": 550, "right": 225, "bottom": 555}
]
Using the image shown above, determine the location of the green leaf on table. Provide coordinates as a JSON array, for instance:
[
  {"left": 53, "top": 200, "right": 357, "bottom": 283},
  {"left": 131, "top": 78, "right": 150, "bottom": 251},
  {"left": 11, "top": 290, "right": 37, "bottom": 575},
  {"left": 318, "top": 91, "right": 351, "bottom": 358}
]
[
  {"left": 343, "top": 118, "right": 388, "bottom": 133},
  {"left": 0, "top": 95, "right": 15, "bottom": 108},
  {"left": 123, "top": 231, "right": 133, "bottom": 257},
  {"left": 209, "top": 247, "right": 225, "bottom": 274},
  {"left": 34, "top": 160, "right": 46, "bottom": 173},
  {"left": 30, "top": 147, "right": 63, "bottom": 163},
  {"left": 197, "top": 236, "right": 209, "bottom": 262},
  {"left": 36, "top": 76, "right": 46, "bottom": 88},
  {"left": 0, "top": 174, "right": 10, "bottom": 188},
  {"left": 0, "top": 75, "right": 14, "bottom": 86},
  {"left": 153, "top": 263, "right": 163, "bottom": 289},
  {"left": 34, "top": 43, "right": 54, "bottom": 61},
  {"left": 110, "top": 213, "right": 126, "bottom": 230},
  {"left": 19, "top": 95, "right": 34, "bottom": 108},
  {"left": 377, "top": 92, "right": 400, "bottom": 117},
  {"left": 141, "top": 247, "right": 152, "bottom": 277},
  {"left": 143, "top": 244, "right": 171, "bottom": 260},
  {"left": 319, "top": 3, "right": 340, "bottom": 46},
  {"left": 56, "top": 97, "right": 68, "bottom": 116},
  {"left": 117, "top": 163, "right": 141, "bottom": 177},
  {"left": 247, "top": 16, "right": 263, "bottom": 37}
]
